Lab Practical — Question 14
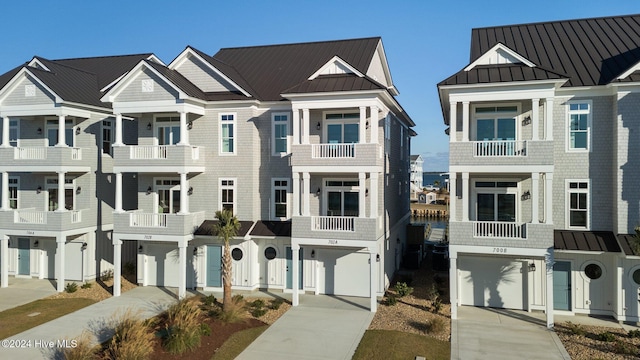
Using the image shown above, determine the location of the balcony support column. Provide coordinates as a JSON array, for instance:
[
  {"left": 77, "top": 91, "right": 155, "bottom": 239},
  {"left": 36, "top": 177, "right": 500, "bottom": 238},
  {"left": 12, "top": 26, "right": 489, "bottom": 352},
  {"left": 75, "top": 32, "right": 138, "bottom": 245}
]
[
  {"left": 449, "top": 173, "right": 457, "bottom": 221},
  {"left": 114, "top": 173, "right": 123, "bottom": 213},
  {"left": 302, "top": 109, "right": 310, "bottom": 145},
  {"left": 462, "top": 172, "right": 469, "bottom": 221},
  {"left": 449, "top": 101, "right": 457, "bottom": 142},
  {"left": 359, "top": 106, "right": 367, "bottom": 144},
  {"left": 370, "top": 172, "right": 378, "bottom": 219},
  {"left": 1, "top": 172, "right": 8, "bottom": 211},
  {"left": 177, "top": 111, "right": 188, "bottom": 146},
  {"left": 292, "top": 172, "right": 300, "bottom": 216},
  {"left": 449, "top": 254, "right": 458, "bottom": 319},
  {"left": 292, "top": 109, "right": 300, "bottom": 145},
  {"left": 369, "top": 247, "right": 377, "bottom": 312},
  {"left": 292, "top": 242, "right": 300, "bottom": 307},
  {"left": 56, "top": 171, "right": 66, "bottom": 212},
  {"left": 545, "top": 173, "right": 553, "bottom": 224},
  {"left": 178, "top": 172, "right": 188, "bottom": 214},
  {"left": 1, "top": 116, "right": 9, "bottom": 147},
  {"left": 532, "top": 98, "right": 540, "bottom": 141},
  {"left": 114, "top": 113, "right": 123, "bottom": 146},
  {"left": 113, "top": 236, "right": 122, "bottom": 296},
  {"left": 302, "top": 172, "right": 310, "bottom": 216},
  {"left": 531, "top": 172, "right": 540, "bottom": 223},
  {"left": 1, "top": 234, "right": 8, "bottom": 288},
  {"left": 56, "top": 235, "right": 66, "bottom": 292},
  {"left": 178, "top": 240, "right": 187, "bottom": 299},
  {"left": 359, "top": 172, "right": 366, "bottom": 218},
  {"left": 370, "top": 105, "right": 378, "bottom": 144},
  {"left": 462, "top": 102, "right": 469, "bottom": 142},
  {"left": 545, "top": 98, "right": 554, "bottom": 141},
  {"left": 56, "top": 115, "right": 67, "bottom": 147},
  {"left": 545, "top": 250, "right": 554, "bottom": 329}
]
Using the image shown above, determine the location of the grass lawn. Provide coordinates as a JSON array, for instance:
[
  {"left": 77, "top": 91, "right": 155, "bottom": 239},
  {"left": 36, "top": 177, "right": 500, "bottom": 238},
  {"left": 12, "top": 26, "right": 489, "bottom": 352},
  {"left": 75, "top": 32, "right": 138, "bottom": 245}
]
[
  {"left": 211, "top": 325, "right": 268, "bottom": 360},
  {"left": 353, "top": 330, "right": 450, "bottom": 360},
  {"left": 0, "top": 298, "right": 96, "bottom": 339}
]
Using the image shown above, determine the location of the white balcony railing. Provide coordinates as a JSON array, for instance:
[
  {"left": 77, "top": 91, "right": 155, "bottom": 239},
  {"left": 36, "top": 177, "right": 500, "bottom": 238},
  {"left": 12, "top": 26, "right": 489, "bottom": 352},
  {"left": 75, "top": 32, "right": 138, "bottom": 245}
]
[
  {"left": 71, "top": 148, "right": 82, "bottom": 160},
  {"left": 312, "top": 216, "right": 355, "bottom": 231},
  {"left": 130, "top": 145, "right": 168, "bottom": 160},
  {"left": 71, "top": 210, "right": 82, "bottom": 223},
  {"left": 312, "top": 143, "right": 355, "bottom": 158},
  {"left": 473, "top": 221, "right": 526, "bottom": 239},
  {"left": 473, "top": 140, "right": 527, "bottom": 157},
  {"left": 191, "top": 146, "right": 200, "bottom": 160},
  {"left": 130, "top": 212, "right": 168, "bottom": 228},
  {"left": 14, "top": 209, "right": 47, "bottom": 224},
  {"left": 14, "top": 147, "right": 46, "bottom": 160}
]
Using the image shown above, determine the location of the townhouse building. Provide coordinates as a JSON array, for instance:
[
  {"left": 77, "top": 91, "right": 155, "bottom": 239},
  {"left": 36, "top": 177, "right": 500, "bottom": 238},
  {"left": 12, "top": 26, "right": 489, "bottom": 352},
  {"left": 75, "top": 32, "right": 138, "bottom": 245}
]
[
  {"left": 0, "top": 37, "right": 414, "bottom": 311},
  {"left": 438, "top": 14, "right": 640, "bottom": 327},
  {"left": 410, "top": 154, "right": 424, "bottom": 200}
]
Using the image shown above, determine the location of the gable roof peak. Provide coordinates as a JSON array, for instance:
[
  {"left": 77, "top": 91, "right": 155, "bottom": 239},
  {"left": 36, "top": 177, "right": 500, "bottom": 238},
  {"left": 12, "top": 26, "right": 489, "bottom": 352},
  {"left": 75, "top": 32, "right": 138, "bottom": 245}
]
[{"left": 464, "top": 43, "right": 535, "bottom": 71}]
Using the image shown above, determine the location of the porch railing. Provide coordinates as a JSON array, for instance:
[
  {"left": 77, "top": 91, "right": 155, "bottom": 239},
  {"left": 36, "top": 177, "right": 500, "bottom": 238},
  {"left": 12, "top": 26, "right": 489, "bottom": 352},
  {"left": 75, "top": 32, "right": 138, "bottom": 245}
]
[
  {"left": 71, "top": 210, "right": 82, "bottom": 223},
  {"left": 130, "top": 145, "right": 168, "bottom": 160},
  {"left": 473, "top": 221, "right": 526, "bottom": 239},
  {"left": 312, "top": 216, "right": 355, "bottom": 231},
  {"left": 312, "top": 143, "right": 355, "bottom": 158},
  {"left": 14, "top": 147, "right": 46, "bottom": 160},
  {"left": 473, "top": 140, "right": 527, "bottom": 157},
  {"left": 71, "top": 148, "right": 82, "bottom": 160},
  {"left": 14, "top": 209, "right": 47, "bottom": 224},
  {"left": 130, "top": 212, "right": 168, "bottom": 228}
]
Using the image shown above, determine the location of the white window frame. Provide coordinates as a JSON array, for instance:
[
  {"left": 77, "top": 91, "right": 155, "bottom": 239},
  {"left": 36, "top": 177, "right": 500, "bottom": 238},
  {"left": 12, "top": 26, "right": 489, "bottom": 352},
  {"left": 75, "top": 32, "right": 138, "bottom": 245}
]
[
  {"left": 8, "top": 176, "right": 19, "bottom": 209},
  {"left": 471, "top": 103, "right": 520, "bottom": 141},
  {"left": 220, "top": 113, "right": 237, "bottom": 155},
  {"left": 271, "top": 178, "right": 290, "bottom": 220},
  {"left": 471, "top": 179, "right": 520, "bottom": 222},
  {"left": 271, "top": 112, "right": 290, "bottom": 156},
  {"left": 102, "top": 119, "right": 114, "bottom": 155},
  {"left": 154, "top": 115, "right": 181, "bottom": 146},
  {"left": 566, "top": 179, "right": 590, "bottom": 229},
  {"left": 322, "top": 111, "right": 360, "bottom": 144},
  {"left": 220, "top": 178, "right": 237, "bottom": 214},
  {"left": 322, "top": 178, "right": 360, "bottom": 217},
  {"left": 9, "top": 119, "right": 19, "bottom": 147},
  {"left": 45, "top": 176, "right": 75, "bottom": 211},
  {"left": 153, "top": 178, "right": 181, "bottom": 214},
  {"left": 45, "top": 117, "right": 75, "bottom": 147},
  {"left": 566, "top": 100, "right": 591, "bottom": 152}
]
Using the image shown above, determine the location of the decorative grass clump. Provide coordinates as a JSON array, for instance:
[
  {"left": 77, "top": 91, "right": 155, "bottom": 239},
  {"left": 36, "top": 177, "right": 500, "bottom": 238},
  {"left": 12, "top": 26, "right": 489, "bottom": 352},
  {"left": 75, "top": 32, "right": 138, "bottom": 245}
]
[
  {"left": 61, "top": 331, "right": 97, "bottom": 360},
  {"left": 81, "top": 282, "right": 92, "bottom": 289},
  {"left": 107, "top": 309, "right": 154, "bottom": 360},
  {"left": 394, "top": 282, "right": 413, "bottom": 297},
  {"left": 65, "top": 282, "right": 78, "bottom": 293},
  {"left": 597, "top": 331, "right": 616, "bottom": 342},
  {"left": 161, "top": 298, "right": 206, "bottom": 355},
  {"left": 270, "top": 298, "right": 284, "bottom": 310},
  {"left": 216, "top": 295, "right": 248, "bottom": 324},
  {"left": 249, "top": 300, "right": 267, "bottom": 318}
]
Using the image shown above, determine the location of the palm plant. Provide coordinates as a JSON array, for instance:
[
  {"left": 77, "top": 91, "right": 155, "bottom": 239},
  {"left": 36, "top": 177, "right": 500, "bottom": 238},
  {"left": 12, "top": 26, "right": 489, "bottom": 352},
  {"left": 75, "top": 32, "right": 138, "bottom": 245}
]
[{"left": 213, "top": 209, "right": 241, "bottom": 311}]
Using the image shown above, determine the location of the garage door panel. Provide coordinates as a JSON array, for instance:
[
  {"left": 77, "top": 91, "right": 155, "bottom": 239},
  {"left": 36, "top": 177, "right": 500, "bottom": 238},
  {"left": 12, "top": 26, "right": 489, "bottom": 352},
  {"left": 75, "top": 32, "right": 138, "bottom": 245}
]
[
  {"left": 459, "top": 256, "right": 525, "bottom": 310},
  {"left": 147, "top": 244, "right": 180, "bottom": 288},
  {"left": 319, "top": 249, "right": 369, "bottom": 297}
]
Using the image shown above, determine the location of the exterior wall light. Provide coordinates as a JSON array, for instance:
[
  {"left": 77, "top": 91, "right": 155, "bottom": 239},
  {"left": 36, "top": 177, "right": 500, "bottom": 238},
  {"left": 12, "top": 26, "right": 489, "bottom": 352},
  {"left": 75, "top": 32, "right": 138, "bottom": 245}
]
[
  {"left": 76, "top": 186, "right": 82, "bottom": 194},
  {"left": 138, "top": 245, "right": 143, "bottom": 252},
  {"left": 529, "top": 263, "right": 536, "bottom": 272},
  {"left": 81, "top": 242, "right": 88, "bottom": 250},
  {"left": 311, "top": 249, "right": 315, "bottom": 258},
  {"left": 376, "top": 254, "right": 380, "bottom": 262},
  {"left": 316, "top": 187, "right": 321, "bottom": 197},
  {"left": 147, "top": 122, "right": 152, "bottom": 130},
  {"left": 188, "top": 121, "right": 193, "bottom": 130},
  {"left": 521, "top": 190, "right": 531, "bottom": 201},
  {"left": 36, "top": 186, "right": 42, "bottom": 194},
  {"left": 146, "top": 186, "right": 153, "bottom": 195},
  {"left": 188, "top": 187, "right": 193, "bottom": 196},
  {"left": 522, "top": 116, "right": 532, "bottom": 126},
  {"left": 75, "top": 127, "right": 81, "bottom": 135},
  {"left": 37, "top": 128, "right": 42, "bottom": 135},
  {"left": 34, "top": 240, "right": 39, "bottom": 248},
  {"left": 316, "top": 122, "right": 321, "bottom": 130}
]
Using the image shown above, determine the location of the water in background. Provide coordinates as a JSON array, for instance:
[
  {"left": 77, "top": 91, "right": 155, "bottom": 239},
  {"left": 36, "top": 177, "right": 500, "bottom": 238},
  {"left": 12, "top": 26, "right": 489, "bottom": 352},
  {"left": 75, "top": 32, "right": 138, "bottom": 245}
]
[
  {"left": 422, "top": 172, "right": 449, "bottom": 188},
  {"left": 410, "top": 217, "right": 447, "bottom": 228}
]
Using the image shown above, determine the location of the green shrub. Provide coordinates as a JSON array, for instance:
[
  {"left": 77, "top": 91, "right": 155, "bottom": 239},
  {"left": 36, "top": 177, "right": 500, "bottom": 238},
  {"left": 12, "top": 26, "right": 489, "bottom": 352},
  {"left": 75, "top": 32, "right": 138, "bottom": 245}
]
[
  {"left": 65, "top": 283, "right": 78, "bottom": 293},
  {"left": 199, "top": 323, "right": 211, "bottom": 337},
  {"left": 80, "top": 282, "right": 92, "bottom": 289},
  {"left": 201, "top": 294, "right": 217, "bottom": 307},
  {"left": 100, "top": 269, "right": 114, "bottom": 281},
  {"left": 614, "top": 340, "right": 638, "bottom": 355},
  {"left": 597, "top": 331, "right": 616, "bottom": 342},
  {"left": 394, "top": 282, "right": 413, "bottom": 297},
  {"left": 566, "top": 322, "right": 585, "bottom": 336},
  {"left": 628, "top": 329, "right": 640, "bottom": 338},
  {"left": 270, "top": 298, "right": 284, "bottom": 310},
  {"left": 215, "top": 295, "right": 247, "bottom": 324},
  {"left": 386, "top": 294, "right": 397, "bottom": 306},
  {"left": 426, "top": 283, "right": 439, "bottom": 301},
  {"left": 162, "top": 298, "right": 204, "bottom": 355},
  {"left": 431, "top": 297, "right": 443, "bottom": 314},
  {"left": 426, "top": 317, "right": 446, "bottom": 334},
  {"left": 108, "top": 309, "right": 154, "bottom": 360},
  {"left": 251, "top": 308, "right": 268, "bottom": 318},
  {"left": 250, "top": 299, "right": 266, "bottom": 309}
]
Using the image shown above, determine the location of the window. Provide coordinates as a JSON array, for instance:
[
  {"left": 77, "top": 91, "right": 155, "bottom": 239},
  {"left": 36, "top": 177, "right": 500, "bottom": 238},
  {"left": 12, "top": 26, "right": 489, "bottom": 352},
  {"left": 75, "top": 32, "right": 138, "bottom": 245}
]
[
  {"left": 220, "top": 179, "right": 236, "bottom": 214},
  {"left": 325, "top": 113, "right": 359, "bottom": 144},
  {"left": 567, "top": 102, "right": 590, "bottom": 151},
  {"left": 46, "top": 177, "right": 74, "bottom": 211},
  {"left": 272, "top": 113, "right": 289, "bottom": 155},
  {"left": 474, "top": 105, "right": 517, "bottom": 141},
  {"left": 632, "top": 269, "right": 640, "bottom": 285},
  {"left": 325, "top": 179, "right": 359, "bottom": 217},
  {"left": 9, "top": 119, "right": 19, "bottom": 147},
  {"left": 220, "top": 113, "right": 236, "bottom": 154},
  {"left": 102, "top": 120, "right": 113, "bottom": 155},
  {"left": 46, "top": 119, "right": 74, "bottom": 147},
  {"left": 155, "top": 179, "right": 181, "bottom": 214},
  {"left": 584, "top": 263, "right": 602, "bottom": 280},
  {"left": 231, "top": 248, "right": 243, "bottom": 261},
  {"left": 272, "top": 179, "right": 289, "bottom": 219},
  {"left": 474, "top": 181, "right": 517, "bottom": 222},
  {"left": 567, "top": 181, "right": 589, "bottom": 228},
  {"left": 8, "top": 177, "right": 18, "bottom": 209},
  {"left": 264, "top": 247, "right": 277, "bottom": 260},
  {"left": 156, "top": 116, "right": 180, "bottom": 145}
]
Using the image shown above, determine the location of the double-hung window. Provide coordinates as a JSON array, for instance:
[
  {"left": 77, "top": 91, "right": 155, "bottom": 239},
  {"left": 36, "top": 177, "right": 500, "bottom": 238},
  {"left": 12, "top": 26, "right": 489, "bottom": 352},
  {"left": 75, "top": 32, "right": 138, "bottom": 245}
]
[
  {"left": 46, "top": 119, "right": 74, "bottom": 147},
  {"left": 156, "top": 116, "right": 180, "bottom": 145},
  {"left": 567, "top": 102, "right": 590, "bottom": 151},
  {"left": 220, "top": 113, "right": 236, "bottom": 154},
  {"left": 8, "top": 177, "right": 18, "bottom": 209},
  {"left": 9, "top": 119, "right": 19, "bottom": 147},
  {"left": 102, "top": 120, "right": 113, "bottom": 155},
  {"left": 567, "top": 181, "right": 589, "bottom": 228},
  {"left": 220, "top": 179, "right": 236, "bottom": 214},
  {"left": 272, "top": 178, "right": 289, "bottom": 219},
  {"left": 272, "top": 113, "right": 289, "bottom": 155}
]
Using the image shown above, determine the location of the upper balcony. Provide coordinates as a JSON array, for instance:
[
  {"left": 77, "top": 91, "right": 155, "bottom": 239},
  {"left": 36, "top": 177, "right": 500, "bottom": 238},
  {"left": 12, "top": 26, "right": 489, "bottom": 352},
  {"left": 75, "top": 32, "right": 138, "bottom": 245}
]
[
  {"left": 0, "top": 208, "right": 91, "bottom": 234},
  {"left": 291, "top": 215, "right": 378, "bottom": 242},
  {"left": 448, "top": 220, "right": 554, "bottom": 249},
  {"left": 113, "top": 210, "right": 205, "bottom": 238},
  {"left": 0, "top": 146, "right": 91, "bottom": 172},
  {"left": 291, "top": 143, "right": 383, "bottom": 168},
  {"left": 113, "top": 145, "right": 205, "bottom": 173},
  {"left": 450, "top": 140, "right": 553, "bottom": 167}
]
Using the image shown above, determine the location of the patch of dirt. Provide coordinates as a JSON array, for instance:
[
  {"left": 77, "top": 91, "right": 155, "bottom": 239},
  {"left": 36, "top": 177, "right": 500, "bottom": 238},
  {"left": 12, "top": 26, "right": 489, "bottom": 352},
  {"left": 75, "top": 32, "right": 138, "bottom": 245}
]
[
  {"left": 555, "top": 322, "right": 640, "bottom": 359},
  {"left": 47, "top": 275, "right": 137, "bottom": 302}
]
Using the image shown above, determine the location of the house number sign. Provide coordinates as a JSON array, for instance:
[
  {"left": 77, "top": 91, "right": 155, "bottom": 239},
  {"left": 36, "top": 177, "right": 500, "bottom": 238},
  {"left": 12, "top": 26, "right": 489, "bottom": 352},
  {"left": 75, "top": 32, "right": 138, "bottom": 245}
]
[
  {"left": 493, "top": 247, "right": 507, "bottom": 253},
  {"left": 328, "top": 239, "right": 338, "bottom": 245},
  {"left": 144, "top": 235, "right": 152, "bottom": 240}
]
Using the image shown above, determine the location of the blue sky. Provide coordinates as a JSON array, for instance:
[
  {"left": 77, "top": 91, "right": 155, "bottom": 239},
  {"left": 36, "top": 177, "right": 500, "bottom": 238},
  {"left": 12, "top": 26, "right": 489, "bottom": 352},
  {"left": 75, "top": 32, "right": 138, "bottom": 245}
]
[{"left": 1, "top": 1, "right": 638, "bottom": 171}]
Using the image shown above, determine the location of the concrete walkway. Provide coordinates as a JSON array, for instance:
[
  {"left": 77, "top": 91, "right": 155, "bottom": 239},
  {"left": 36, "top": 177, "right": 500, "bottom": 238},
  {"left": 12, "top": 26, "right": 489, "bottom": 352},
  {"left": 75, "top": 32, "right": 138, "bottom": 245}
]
[
  {"left": 0, "top": 278, "right": 57, "bottom": 312},
  {"left": 0, "top": 287, "right": 177, "bottom": 360},
  {"left": 237, "top": 295, "right": 374, "bottom": 360}
]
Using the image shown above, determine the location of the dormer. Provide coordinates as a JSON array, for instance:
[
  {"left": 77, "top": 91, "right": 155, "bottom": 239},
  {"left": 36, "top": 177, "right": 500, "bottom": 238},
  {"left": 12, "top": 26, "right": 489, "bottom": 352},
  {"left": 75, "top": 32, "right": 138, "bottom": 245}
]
[
  {"left": 308, "top": 56, "right": 365, "bottom": 80},
  {"left": 464, "top": 43, "right": 536, "bottom": 71},
  {"left": 27, "top": 57, "right": 50, "bottom": 72}
]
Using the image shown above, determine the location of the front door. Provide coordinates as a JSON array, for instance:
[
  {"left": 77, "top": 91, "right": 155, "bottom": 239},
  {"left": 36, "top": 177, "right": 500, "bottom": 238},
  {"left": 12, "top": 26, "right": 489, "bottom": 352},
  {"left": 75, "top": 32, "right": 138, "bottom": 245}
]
[
  {"left": 553, "top": 261, "right": 572, "bottom": 311},
  {"left": 286, "top": 246, "right": 303, "bottom": 290},
  {"left": 18, "top": 238, "right": 30, "bottom": 275},
  {"left": 206, "top": 245, "right": 222, "bottom": 287}
]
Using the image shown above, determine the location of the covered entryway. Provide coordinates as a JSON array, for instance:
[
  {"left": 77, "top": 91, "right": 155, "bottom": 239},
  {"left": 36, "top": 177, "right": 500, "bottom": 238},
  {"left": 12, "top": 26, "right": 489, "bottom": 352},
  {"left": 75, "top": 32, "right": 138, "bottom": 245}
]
[
  {"left": 64, "top": 242, "right": 83, "bottom": 281},
  {"left": 206, "top": 245, "right": 221, "bottom": 287},
  {"left": 286, "top": 246, "right": 303, "bottom": 290},
  {"left": 317, "top": 248, "right": 370, "bottom": 297},
  {"left": 146, "top": 243, "right": 180, "bottom": 287},
  {"left": 17, "top": 238, "right": 30, "bottom": 276},
  {"left": 459, "top": 256, "right": 526, "bottom": 310}
]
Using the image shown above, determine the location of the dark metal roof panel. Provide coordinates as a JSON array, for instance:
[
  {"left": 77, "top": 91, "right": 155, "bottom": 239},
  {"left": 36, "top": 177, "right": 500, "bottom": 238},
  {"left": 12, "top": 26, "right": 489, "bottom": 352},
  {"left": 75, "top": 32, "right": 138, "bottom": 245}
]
[
  {"left": 250, "top": 221, "right": 292, "bottom": 237},
  {"left": 554, "top": 230, "right": 621, "bottom": 252},
  {"left": 283, "top": 74, "right": 385, "bottom": 94},
  {"left": 617, "top": 234, "right": 639, "bottom": 256},
  {"left": 194, "top": 220, "right": 254, "bottom": 237},
  {"left": 28, "top": 62, "right": 103, "bottom": 107},
  {"left": 439, "top": 64, "right": 566, "bottom": 86},
  {"left": 0, "top": 64, "right": 25, "bottom": 91},
  {"left": 51, "top": 54, "right": 153, "bottom": 89}
]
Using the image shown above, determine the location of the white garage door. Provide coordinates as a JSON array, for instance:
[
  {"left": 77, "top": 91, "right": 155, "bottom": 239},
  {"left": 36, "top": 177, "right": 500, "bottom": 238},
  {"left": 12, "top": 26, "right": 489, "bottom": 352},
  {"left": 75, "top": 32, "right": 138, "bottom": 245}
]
[
  {"left": 318, "top": 249, "right": 369, "bottom": 297},
  {"left": 146, "top": 244, "right": 180, "bottom": 287},
  {"left": 64, "top": 242, "right": 83, "bottom": 281},
  {"left": 459, "top": 256, "right": 526, "bottom": 310}
]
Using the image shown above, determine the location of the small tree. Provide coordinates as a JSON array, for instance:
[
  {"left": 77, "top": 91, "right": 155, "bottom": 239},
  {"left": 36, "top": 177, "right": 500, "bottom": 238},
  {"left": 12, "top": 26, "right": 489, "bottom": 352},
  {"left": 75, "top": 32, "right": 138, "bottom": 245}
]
[{"left": 213, "top": 209, "right": 240, "bottom": 311}]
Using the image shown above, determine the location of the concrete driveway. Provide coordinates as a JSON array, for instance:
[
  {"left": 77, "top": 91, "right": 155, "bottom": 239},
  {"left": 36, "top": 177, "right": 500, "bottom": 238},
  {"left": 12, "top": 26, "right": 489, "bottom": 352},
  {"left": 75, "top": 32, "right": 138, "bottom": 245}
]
[
  {"left": 236, "top": 295, "right": 374, "bottom": 360},
  {"left": 452, "top": 306, "right": 571, "bottom": 360},
  {"left": 0, "top": 278, "right": 57, "bottom": 312}
]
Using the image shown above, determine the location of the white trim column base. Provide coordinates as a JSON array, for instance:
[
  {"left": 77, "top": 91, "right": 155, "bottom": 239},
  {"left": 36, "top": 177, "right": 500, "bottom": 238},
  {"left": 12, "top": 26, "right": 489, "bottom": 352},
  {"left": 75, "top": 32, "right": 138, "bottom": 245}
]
[
  {"left": 113, "top": 237, "right": 122, "bottom": 297},
  {"left": 0, "top": 235, "right": 7, "bottom": 288},
  {"left": 56, "top": 235, "right": 66, "bottom": 292},
  {"left": 369, "top": 248, "right": 377, "bottom": 312},
  {"left": 545, "top": 249, "right": 554, "bottom": 328},
  {"left": 449, "top": 255, "right": 458, "bottom": 319},
  {"left": 292, "top": 243, "right": 300, "bottom": 307},
  {"left": 178, "top": 241, "right": 187, "bottom": 299}
]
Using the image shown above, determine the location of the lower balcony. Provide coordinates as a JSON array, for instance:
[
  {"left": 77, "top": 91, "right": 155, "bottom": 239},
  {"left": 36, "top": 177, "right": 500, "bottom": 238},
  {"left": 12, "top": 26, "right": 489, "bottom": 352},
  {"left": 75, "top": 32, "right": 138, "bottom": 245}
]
[
  {"left": 0, "top": 146, "right": 90, "bottom": 171},
  {"left": 449, "top": 221, "right": 554, "bottom": 249},
  {"left": 113, "top": 145, "right": 205, "bottom": 172},
  {"left": 0, "top": 208, "right": 89, "bottom": 232},
  {"left": 292, "top": 215, "right": 377, "bottom": 241},
  {"left": 473, "top": 221, "right": 527, "bottom": 239},
  {"left": 113, "top": 210, "right": 205, "bottom": 237}
]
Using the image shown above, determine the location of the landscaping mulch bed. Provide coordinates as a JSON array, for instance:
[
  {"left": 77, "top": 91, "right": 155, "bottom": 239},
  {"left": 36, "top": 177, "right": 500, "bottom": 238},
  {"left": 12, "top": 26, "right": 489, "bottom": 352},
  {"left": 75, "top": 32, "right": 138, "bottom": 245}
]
[
  {"left": 555, "top": 322, "right": 640, "bottom": 359},
  {"left": 47, "top": 274, "right": 137, "bottom": 302}
]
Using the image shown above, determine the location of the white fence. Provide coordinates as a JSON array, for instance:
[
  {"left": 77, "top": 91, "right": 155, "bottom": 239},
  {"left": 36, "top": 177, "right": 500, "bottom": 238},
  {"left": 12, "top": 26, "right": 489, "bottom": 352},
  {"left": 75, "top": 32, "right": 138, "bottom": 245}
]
[
  {"left": 473, "top": 221, "right": 526, "bottom": 239},
  {"left": 312, "top": 216, "right": 355, "bottom": 231}
]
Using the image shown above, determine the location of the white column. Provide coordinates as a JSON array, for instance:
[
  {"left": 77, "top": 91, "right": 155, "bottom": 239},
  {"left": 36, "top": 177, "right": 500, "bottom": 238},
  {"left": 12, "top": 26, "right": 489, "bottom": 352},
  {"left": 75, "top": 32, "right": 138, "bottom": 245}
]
[
  {"left": 302, "top": 108, "right": 310, "bottom": 145},
  {"left": 462, "top": 172, "right": 469, "bottom": 221},
  {"left": 1, "top": 172, "right": 8, "bottom": 211},
  {"left": 302, "top": 172, "right": 310, "bottom": 216},
  {"left": 359, "top": 172, "right": 366, "bottom": 218},
  {"left": 177, "top": 112, "right": 188, "bottom": 146},
  {"left": 616, "top": 257, "right": 624, "bottom": 320},
  {"left": 359, "top": 106, "right": 367, "bottom": 144},
  {"left": 178, "top": 172, "right": 188, "bottom": 214},
  {"left": 0, "top": 235, "right": 8, "bottom": 288},
  {"left": 115, "top": 173, "right": 123, "bottom": 212},
  {"left": 56, "top": 171, "right": 65, "bottom": 212},
  {"left": 1, "top": 117, "right": 9, "bottom": 147},
  {"left": 531, "top": 172, "right": 539, "bottom": 223},
  {"left": 114, "top": 113, "right": 123, "bottom": 146},
  {"left": 462, "top": 102, "right": 470, "bottom": 142},
  {"left": 292, "top": 172, "right": 300, "bottom": 216},
  {"left": 56, "top": 235, "right": 65, "bottom": 292},
  {"left": 178, "top": 241, "right": 187, "bottom": 299},
  {"left": 370, "top": 105, "right": 378, "bottom": 144},
  {"left": 292, "top": 243, "right": 300, "bottom": 306},
  {"left": 545, "top": 173, "right": 553, "bottom": 224},
  {"left": 370, "top": 172, "right": 378, "bottom": 219},
  {"left": 292, "top": 109, "right": 300, "bottom": 145},
  {"left": 449, "top": 101, "right": 457, "bottom": 142},
  {"left": 545, "top": 250, "right": 554, "bottom": 328},
  {"left": 113, "top": 237, "right": 122, "bottom": 296},
  {"left": 545, "top": 98, "right": 554, "bottom": 141},
  {"left": 449, "top": 173, "right": 457, "bottom": 221},
  {"left": 532, "top": 98, "right": 540, "bottom": 141},
  {"left": 449, "top": 255, "right": 458, "bottom": 319},
  {"left": 369, "top": 248, "right": 377, "bottom": 312},
  {"left": 56, "top": 115, "right": 67, "bottom": 147}
]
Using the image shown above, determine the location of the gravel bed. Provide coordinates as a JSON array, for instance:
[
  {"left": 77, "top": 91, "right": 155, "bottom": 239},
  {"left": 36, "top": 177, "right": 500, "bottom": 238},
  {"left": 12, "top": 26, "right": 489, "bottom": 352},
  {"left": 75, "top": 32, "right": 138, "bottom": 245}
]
[{"left": 556, "top": 322, "right": 640, "bottom": 359}]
